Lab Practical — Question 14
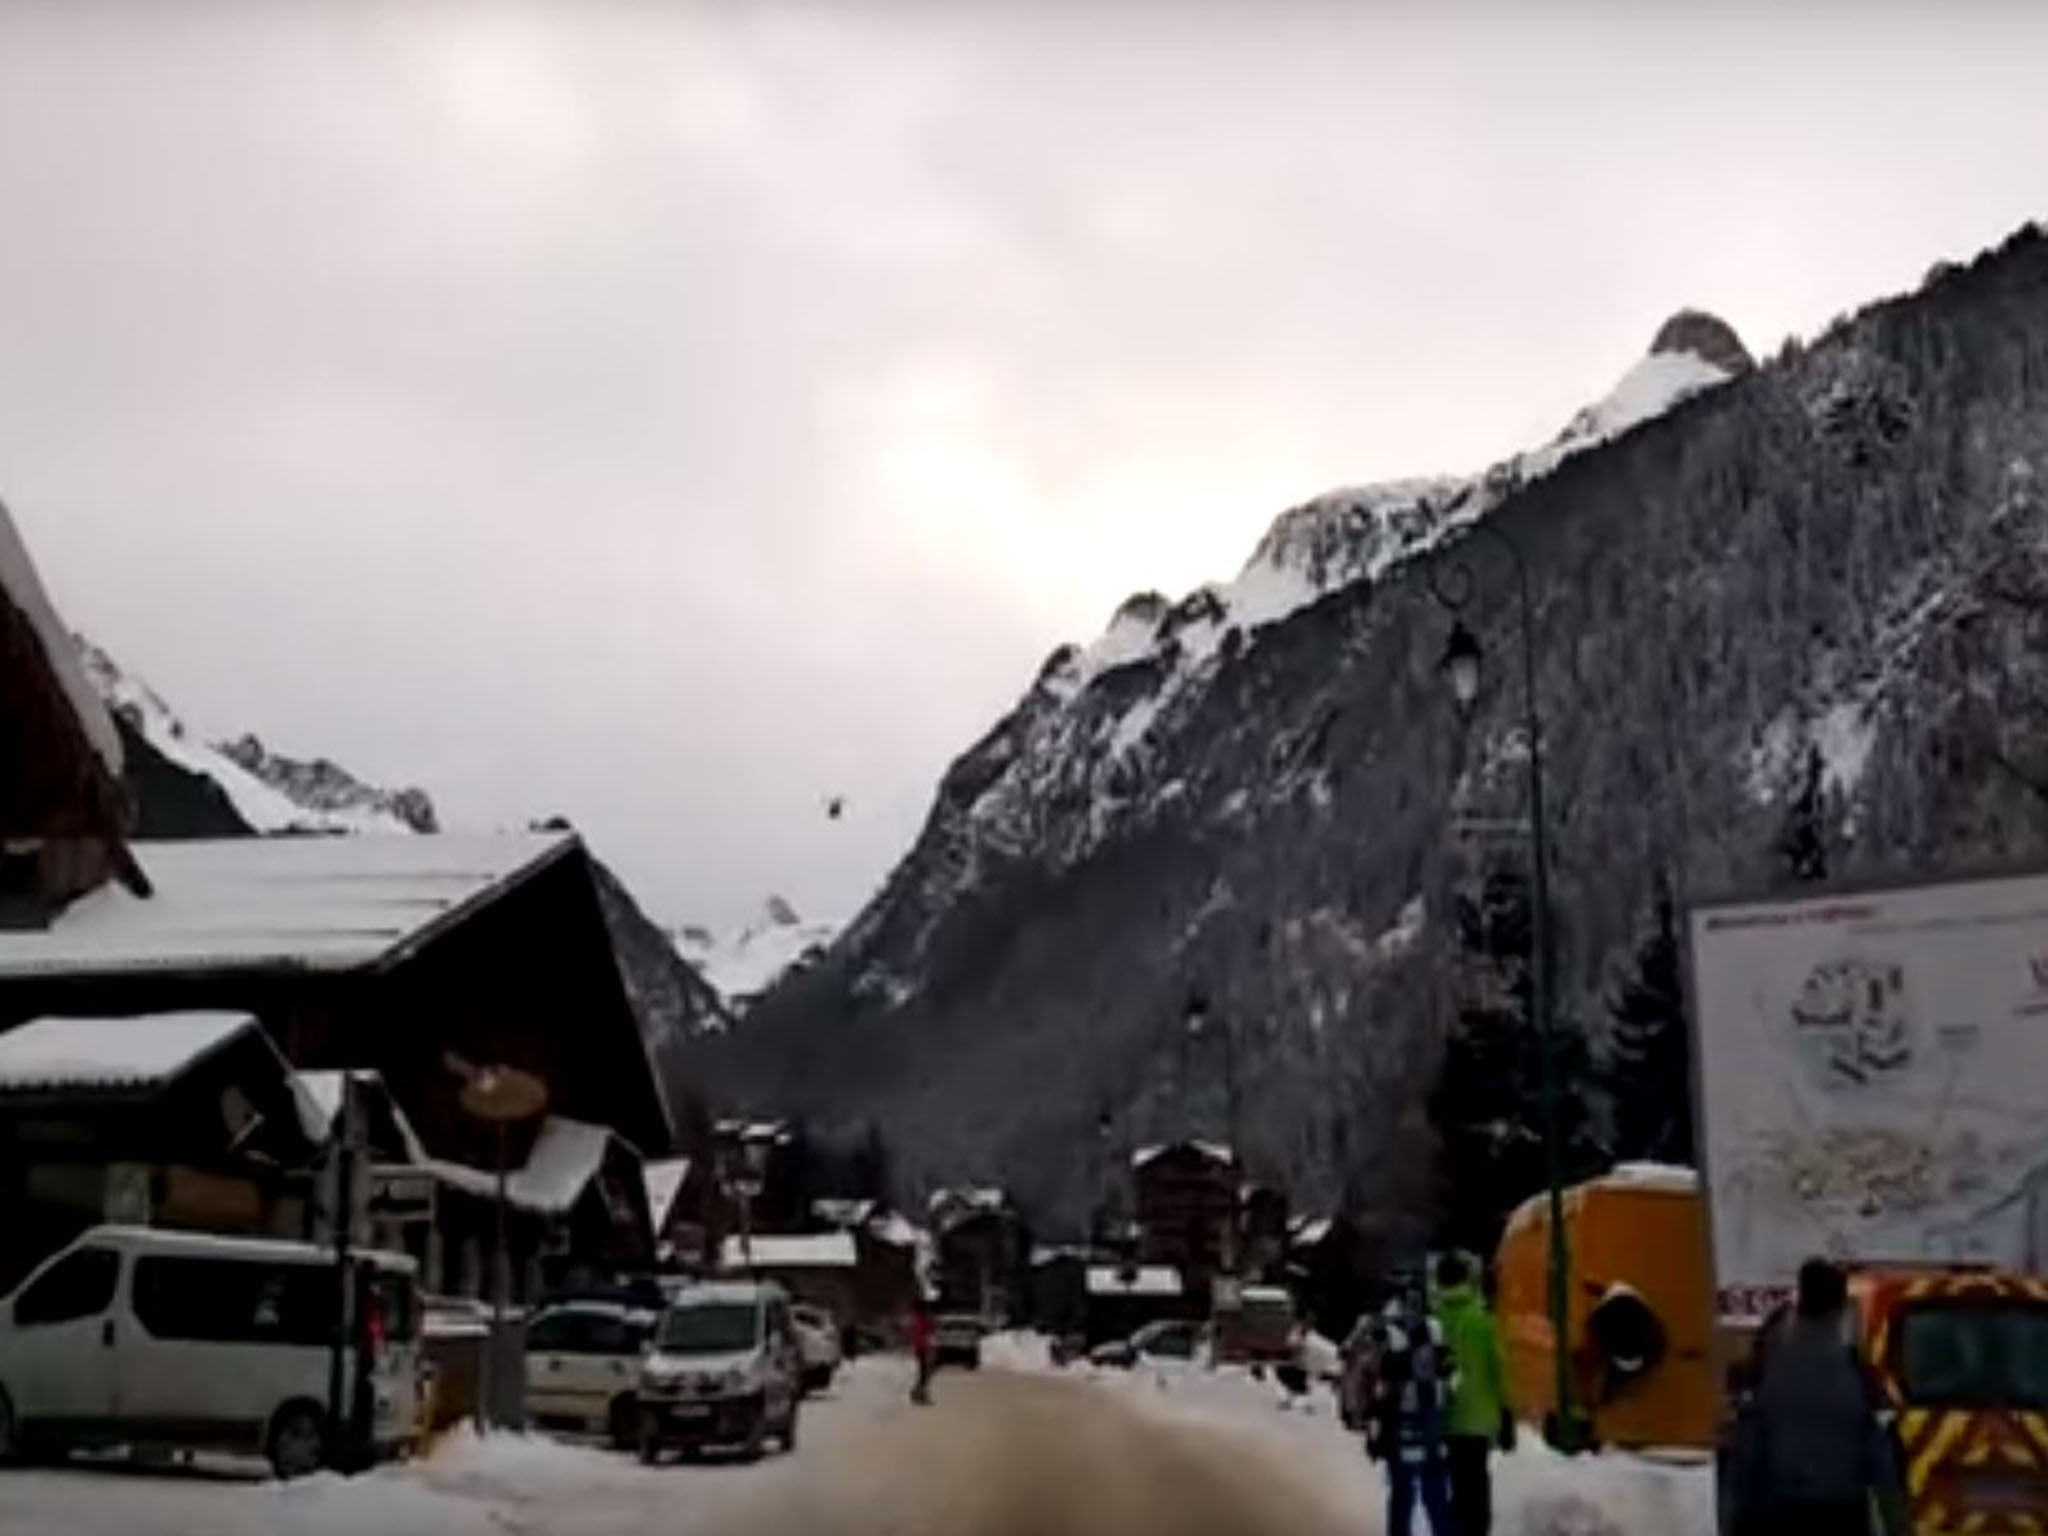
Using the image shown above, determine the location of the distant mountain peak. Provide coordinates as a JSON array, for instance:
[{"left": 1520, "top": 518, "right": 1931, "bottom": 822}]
[
  {"left": 218, "top": 732, "right": 439, "bottom": 833},
  {"left": 80, "top": 640, "right": 438, "bottom": 837},
  {"left": 1650, "top": 309, "right": 1754, "bottom": 374}
]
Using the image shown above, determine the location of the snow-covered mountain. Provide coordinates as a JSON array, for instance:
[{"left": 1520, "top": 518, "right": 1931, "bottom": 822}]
[
  {"left": 677, "top": 896, "right": 838, "bottom": 1011},
  {"left": 77, "top": 644, "right": 731, "bottom": 1084},
  {"left": 833, "top": 310, "right": 1750, "bottom": 1004},
  {"left": 699, "top": 232, "right": 2048, "bottom": 1232},
  {"left": 81, "top": 642, "right": 436, "bottom": 836}
]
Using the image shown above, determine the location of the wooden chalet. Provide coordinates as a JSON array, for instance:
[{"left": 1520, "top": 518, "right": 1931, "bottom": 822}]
[
  {"left": 0, "top": 833, "right": 671, "bottom": 1291},
  {"left": 0, "top": 1010, "right": 323, "bottom": 1291},
  {"left": 0, "top": 496, "right": 148, "bottom": 923},
  {"left": 1132, "top": 1139, "right": 1239, "bottom": 1286}
]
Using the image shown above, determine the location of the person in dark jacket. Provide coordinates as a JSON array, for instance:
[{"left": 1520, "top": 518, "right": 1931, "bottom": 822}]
[
  {"left": 1362, "top": 1285, "right": 1457, "bottom": 1536},
  {"left": 1739, "top": 1258, "right": 1908, "bottom": 1536}
]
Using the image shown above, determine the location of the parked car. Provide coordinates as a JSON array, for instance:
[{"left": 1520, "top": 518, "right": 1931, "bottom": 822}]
[
  {"left": 635, "top": 1281, "right": 802, "bottom": 1463},
  {"left": 524, "top": 1297, "right": 659, "bottom": 1447},
  {"left": 790, "top": 1303, "right": 841, "bottom": 1393},
  {"left": 0, "top": 1225, "right": 420, "bottom": 1479},
  {"left": 934, "top": 1312, "right": 985, "bottom": 1369},
  {"left": 1089, "top": 1318, "right": 1205, "bottom": 1369}
]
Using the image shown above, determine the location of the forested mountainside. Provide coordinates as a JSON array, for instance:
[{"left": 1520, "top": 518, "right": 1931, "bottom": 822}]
[{"left": 699, "top": 224, "right": 2048, "bottom": 1243}]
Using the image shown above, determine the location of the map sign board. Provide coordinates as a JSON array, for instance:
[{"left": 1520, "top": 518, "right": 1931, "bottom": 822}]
[{"left": 1689, "top": 870, "right": 2048, "bottom": 1323}]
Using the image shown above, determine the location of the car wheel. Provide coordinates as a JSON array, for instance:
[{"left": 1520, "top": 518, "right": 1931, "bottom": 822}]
[
  {"left": 607, "top": 1394, "right": 638, "bottom": 1452},
  {"left": 636, "top": 1411, "right": 663, "bottom": 1466},
  {"left": 738, "top": 1410, "right": 767, "bottom": 1463},
  {"left": 966, "top": 1354, "right": 981, "bottom": 1371},
  {"left": 267, "top": 1402, "right": 327, "bottom": 1481},
  {"left": 0, "top": 1386, "right": 17, "bottom": 1464}
]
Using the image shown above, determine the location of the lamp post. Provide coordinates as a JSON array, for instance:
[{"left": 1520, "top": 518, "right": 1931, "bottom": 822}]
[
  {"left": 1429, "top": 521, "right": 1579, "bottom": 1451},
  {"left": 457, "top": 1063, "right": 548, "bottom": 1432},
  {"left": 725, "top": 1134, "right": 771, "bottom": 1276}
]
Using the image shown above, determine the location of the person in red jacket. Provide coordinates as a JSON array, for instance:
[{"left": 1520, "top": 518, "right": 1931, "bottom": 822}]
[{"left": 909, "top": 1300, "right": 936, "bottom": 1405}]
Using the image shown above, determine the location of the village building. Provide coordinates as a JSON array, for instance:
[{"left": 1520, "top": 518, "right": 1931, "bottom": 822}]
[
  {"left": 929, "top": 1186, "right": 1028, "bottom": 1323},
  {"left": 0, "top": 1010, "right": 323, "bottom": 1291},
  {"left": 1131, "top": 1139, "right": 1239, "bottom": 1284}
]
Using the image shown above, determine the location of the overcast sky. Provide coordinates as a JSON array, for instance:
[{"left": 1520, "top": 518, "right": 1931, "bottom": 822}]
[{"left": 2, "top": 3, "right": 2045, "bottom": 931}]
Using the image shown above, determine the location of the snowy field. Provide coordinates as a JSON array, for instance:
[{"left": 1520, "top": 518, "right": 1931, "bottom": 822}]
[
  {"left": 984, "top": 1330, "right": 1718, "bottom": 1536},
  {"left": 5, "top": 1342, "right": 1715, "bottom": 1536}
]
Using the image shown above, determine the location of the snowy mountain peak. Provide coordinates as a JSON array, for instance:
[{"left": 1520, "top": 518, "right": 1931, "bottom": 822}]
[
  {"left": 218, "top": 734, "right": 438, "bottom": 833},
  {"left": 1649, "top": 309, "right": 1755, "bottom": 374},
  {"left": 80, "top": 640, "right": 436, "bottom": 837},
  {"left": 677, "top": 896, "right": 838, "bottom": 1011}
]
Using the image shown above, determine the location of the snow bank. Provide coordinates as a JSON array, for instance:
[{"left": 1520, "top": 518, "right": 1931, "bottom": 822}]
[{"left": 998, "top": 1332, "right": 1716, "bottom": 1536}]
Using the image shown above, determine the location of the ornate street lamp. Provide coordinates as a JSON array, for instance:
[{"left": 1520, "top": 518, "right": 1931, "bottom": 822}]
[{"left": 1429, "top": 522, "right": 1580, "bottom": 1451}]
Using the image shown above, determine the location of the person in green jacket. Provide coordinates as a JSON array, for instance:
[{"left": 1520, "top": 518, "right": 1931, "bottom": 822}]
[{"left": 1434, "top": 1251, "right": 1514, "bottom": 1536}]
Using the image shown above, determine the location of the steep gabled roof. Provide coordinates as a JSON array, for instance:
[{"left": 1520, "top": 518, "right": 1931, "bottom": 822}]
[{"left": 0, "top": 832, "right": 578, "bottom": 978}]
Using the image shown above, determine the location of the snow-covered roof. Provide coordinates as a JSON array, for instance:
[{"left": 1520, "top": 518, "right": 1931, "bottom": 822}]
[
  {"left": 714, "top": 1117, "right": 792, "bottom": 1144},
  {"left": 1086, "top": 1264, "right": 1182, "bottom": 1298},
  {"left": 0, "top": 832, "right": 577, "bottom": 978},
  {"left": 513, "top": 1118, "right": 617, "bottom": 1213},
  {"left": 720, "top": 1232, "right": 858, "bottom": 1271},
  {"left": 292, "top": 1067, "right": 416, "bottom": 1150},
  {"left": 0, "top": 1011, "right": 256, "bottom": 1092},
  {"left": 1131, "top": 1139, "right": 1235, "bottom": 1170},
  {"left": 643, "top": 1157, "right": 693, "bottom": 1228},
  {"left": 1603, "top": 1162, "right": 1699, "bottom": 1195},
  {"left": 0, "top": 497, "right": 122, "bottom": 774},
  {"left": 1029, "top": 1244, "right": 1092, "bottom": 1266},
  {"left": 1287, "top": 1216, "right": 1334, "bottom": 1248},
  {"left": 811, "top": 1197, "right": 876, "bottom": 1229},
  {"left": 868, "top": 1211, "right": 921, "bottom": 1249},
  {"left": 421, "top": 1115, "right": 621, "bottom": 1217}
]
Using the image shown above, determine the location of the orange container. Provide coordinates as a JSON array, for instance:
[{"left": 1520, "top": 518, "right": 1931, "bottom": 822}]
[{"left": 1493, "top": 1166, "right": 1718, "bottom": 1450}]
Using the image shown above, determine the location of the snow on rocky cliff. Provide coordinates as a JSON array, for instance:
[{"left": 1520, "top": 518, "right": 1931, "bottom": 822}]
[
  {"left": 836, "top": 313, "right": 1748, "bottom": 992},
  {"left": 79, "top": 641, "right": 437, "bottom": 836},
  {"left": 678, "top": 895, "right": 837, "bottom": 1010}
]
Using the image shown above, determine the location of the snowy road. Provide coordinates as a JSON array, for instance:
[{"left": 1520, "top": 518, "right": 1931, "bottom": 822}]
[
  {"left": 4, "top": 1367, "right": 1357, "bottom": 1536},
  {"left": 4, "top": 1354, "right": 1713, "bottom": 1535}
]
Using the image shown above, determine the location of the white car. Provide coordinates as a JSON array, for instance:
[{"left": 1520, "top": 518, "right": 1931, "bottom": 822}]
[
  {"left": 635, "top": 1281, "right": 802, "bottom": 1462},
  {"left": 0, "top": 1226, "right": 420, "bottom": 1479},
  {"left": 524, "top": 1297, "right": 658, "bottom": 1447},
  {"left": 790, "top": 1304, "right": 842, "bottom": 1393}
]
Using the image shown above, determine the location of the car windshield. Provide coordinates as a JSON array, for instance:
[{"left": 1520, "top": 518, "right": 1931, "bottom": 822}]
[
  {"left": 1900, "top": 1300, "right": 2048, "bottom": 1410},
  {"left": 655, "top": 1302, "right": 758, "bottom": 1355}
]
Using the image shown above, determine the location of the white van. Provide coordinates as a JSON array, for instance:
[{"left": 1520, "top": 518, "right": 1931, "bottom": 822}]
[
  {"left": 0, "top": 1226, "right": 420, "bottom": 1478},
  {"left": 635, "top": 1281, "right": 802, "bottom": 1462}
]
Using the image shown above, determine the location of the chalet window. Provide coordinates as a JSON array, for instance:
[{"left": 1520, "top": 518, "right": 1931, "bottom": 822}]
[
  {"left": 131, "top": 1256, "right": 332, "bottom": 1346},
  {"left": 16, "top": 1246, "right": 119, "bottom": 1326}
]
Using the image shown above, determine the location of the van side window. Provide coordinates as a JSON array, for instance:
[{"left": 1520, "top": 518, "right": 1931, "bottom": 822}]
[
  {"left": 132, "top": 1257, "right": 331, "bottom": 1346},
  {"left": 15, "top": 1246, "right": 119, "bottom": 1327}
]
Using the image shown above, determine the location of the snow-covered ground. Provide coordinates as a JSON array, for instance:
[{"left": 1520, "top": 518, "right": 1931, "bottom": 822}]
[
  {"left": 987, "top": 1331, "right": 1716, "bottom": 1536},
  {"left": 7, "top": 1344, "right": 1715, "bottom": 1536}
]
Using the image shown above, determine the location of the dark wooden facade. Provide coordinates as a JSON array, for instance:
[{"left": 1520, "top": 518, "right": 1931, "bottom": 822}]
[
  {"left": 0, "top": 841, "right": 673, "bottom": 1174},
  {"left": 1133, "top": 1141, "right": 1239, "bottom": 1282},
  {"left": 0, "top": 1023, "right": 321, "bottom": 1291}
]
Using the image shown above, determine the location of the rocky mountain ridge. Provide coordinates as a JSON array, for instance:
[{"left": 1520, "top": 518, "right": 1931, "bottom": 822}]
[{"left": 700, "top": 223, "right": 2048, "bottom": 1240}]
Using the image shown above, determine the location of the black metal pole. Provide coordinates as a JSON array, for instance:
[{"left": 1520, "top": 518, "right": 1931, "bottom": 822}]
[
  {"left": 1491, "top": 525, "right": 1575, "bottom": 1448},
  {"left": 1438, "top": 520, "right": 1576, "bottom": 1448},
  {"left": 327, "top": 1072, "right": 355, "bottom": 1449}
]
